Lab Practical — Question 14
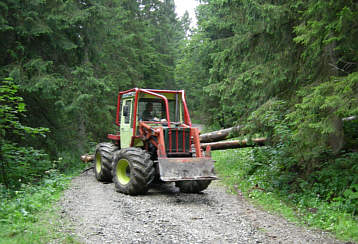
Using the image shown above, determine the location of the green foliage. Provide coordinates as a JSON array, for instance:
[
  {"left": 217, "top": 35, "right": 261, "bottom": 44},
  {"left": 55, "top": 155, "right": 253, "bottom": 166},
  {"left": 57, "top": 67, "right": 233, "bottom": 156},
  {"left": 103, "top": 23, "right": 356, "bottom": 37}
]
[
  {"left": 0, "top": 78, "right": 48, "bottom": 138},
  {"left": 176, "top": 0, "right": 358, "bottom": 158},
  {"left": 0, "top": 170, "right": 79, "bottom": 244},
  {"left": 293, "top": 0, "right": 358, "bottom": 79},
  {"left": 1, "top": 143, "right": 53, "bottom": 189},
  {"left": 287, "top": 72, "right": 358, "bottom": 158},
  {"left": 214, "top": 149, "right": 358, "bottom": 241},
  {"left": 179, "top": 0, "right": 298, "bottom": 127},
  {"left": 175, "top": 8, "right": 358, "bottom": 230},
  {"left": 175, "top": 33, "right": 214, "bottom": 122},
  {"left": 1, "top": 0, "right": 186, "bottom": 158},
  {"left": 245, "top": 98, "right": 290, "bottom": 141},
  {"left": 344, "top": 119, "right": 358, "bottom": 149},
  {"left": 1, "top": 78, "right": 52, "bottom": 188}
]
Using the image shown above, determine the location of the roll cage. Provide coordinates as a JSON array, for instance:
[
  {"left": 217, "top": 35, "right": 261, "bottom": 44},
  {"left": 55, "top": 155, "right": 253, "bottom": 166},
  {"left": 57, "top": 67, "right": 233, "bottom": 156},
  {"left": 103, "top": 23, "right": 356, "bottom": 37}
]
[{"left": 115, "top": 88, "right": 192, "bottom": 136}]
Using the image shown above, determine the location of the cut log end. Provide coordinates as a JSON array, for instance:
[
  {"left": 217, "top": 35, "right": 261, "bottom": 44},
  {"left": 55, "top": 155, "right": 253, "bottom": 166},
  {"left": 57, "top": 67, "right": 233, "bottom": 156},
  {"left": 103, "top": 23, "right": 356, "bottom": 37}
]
[{"left": 80, "top": 154, "right": 94, "bottom": 163}]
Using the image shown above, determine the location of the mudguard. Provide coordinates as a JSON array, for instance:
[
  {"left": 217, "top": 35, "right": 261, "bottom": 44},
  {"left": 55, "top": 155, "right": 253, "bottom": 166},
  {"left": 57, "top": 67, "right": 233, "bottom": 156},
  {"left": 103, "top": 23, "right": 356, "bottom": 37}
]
[{"left": 158, "top": 157, "right": 217, "bottom": 181}]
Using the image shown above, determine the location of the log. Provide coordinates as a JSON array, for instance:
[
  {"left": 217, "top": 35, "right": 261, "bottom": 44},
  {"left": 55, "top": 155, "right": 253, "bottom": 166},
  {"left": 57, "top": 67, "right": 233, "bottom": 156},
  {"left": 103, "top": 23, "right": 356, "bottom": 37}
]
[
  {"left": 81, "top": 137, "right": 265, "bottom": 160},
  {"left": 199, "top": 125, "right": 242, "bottom": 143},
  {"left": 201, "top": 137, "right": 266, "bottom": 151},
  {"left": 80, "top": 154, "right": 94, "bottom": 163},
  {"left": 342, "top": 116, "right": 357, "bottom": 121},
  {"left": 200, "top": 116, "right": 355, "bottom": 144}
]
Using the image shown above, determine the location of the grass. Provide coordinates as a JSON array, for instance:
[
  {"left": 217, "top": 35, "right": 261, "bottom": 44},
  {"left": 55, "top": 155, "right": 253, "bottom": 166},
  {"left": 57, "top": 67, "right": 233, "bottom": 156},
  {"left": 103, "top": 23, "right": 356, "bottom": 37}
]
[
  {"left": 213, "top": 148, "right": 358, "bottom": 242},
  {"left": 0, "top": 170, "right": 82, "bottom": 244}
]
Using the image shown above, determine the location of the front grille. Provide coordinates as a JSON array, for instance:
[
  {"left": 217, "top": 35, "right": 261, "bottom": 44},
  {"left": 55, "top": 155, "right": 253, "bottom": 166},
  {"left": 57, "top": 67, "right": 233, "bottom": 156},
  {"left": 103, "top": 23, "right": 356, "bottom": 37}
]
[{"left": 163, "top": 128, "right": 191, "bottom": 156}]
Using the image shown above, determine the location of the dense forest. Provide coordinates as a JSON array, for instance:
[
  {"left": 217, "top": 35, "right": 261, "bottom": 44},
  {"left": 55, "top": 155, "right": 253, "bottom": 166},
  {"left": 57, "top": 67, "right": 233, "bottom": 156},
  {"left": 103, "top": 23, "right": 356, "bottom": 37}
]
[
  {"left": 179, "top": 0, "right": 358, "bottom": 187},
  {"left": 1, "top": 0, "right": 188, "bottom": 187},
  {"left": 1, "top": 0, "right": 358, "bottom": 240}
]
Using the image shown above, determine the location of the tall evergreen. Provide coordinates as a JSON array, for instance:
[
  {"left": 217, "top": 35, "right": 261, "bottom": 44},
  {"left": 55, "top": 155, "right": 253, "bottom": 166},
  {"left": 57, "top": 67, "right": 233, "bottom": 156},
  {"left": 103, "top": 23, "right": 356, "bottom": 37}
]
[
  {"left": 176, "top": 0, "right": 357, "bottom": 166},
  {"left": 0, "top": 0, "right": 185, "bottom": 157}
]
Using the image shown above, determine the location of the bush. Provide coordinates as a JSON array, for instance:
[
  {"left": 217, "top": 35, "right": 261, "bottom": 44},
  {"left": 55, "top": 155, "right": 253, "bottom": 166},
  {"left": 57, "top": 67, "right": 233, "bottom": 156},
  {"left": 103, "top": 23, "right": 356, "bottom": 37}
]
[
  {"left": 0, "top": 171, "right": 74, "bottom": 243},
  {"left": 1, "top": 143, "right": 53, "bottom": 189},
  {"left": 0, "top": 78, "right": 51, "bottom": 189}
]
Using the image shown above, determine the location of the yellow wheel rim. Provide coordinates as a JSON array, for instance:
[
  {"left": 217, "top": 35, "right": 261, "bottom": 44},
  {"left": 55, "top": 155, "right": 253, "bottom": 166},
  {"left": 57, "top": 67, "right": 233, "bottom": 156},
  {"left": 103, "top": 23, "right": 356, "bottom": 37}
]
[
  {"left": 95, "top": 153, "right": 102, "bottom": 174},
  {"left": 116, "top": 159, "right": 130, "bottom": 185}
]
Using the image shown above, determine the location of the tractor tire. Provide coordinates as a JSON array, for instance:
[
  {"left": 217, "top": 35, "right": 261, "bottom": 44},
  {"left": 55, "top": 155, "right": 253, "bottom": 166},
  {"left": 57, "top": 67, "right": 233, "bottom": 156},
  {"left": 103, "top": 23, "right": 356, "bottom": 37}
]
[
  {"left": 112, "top": 147, "right": 155, "bottom": 195},
  {"left": 94, "top": 142, "right": 119, "bottom": 182},
  {"left": 175, "top": 180, "right": 211, "bottom": 193}
]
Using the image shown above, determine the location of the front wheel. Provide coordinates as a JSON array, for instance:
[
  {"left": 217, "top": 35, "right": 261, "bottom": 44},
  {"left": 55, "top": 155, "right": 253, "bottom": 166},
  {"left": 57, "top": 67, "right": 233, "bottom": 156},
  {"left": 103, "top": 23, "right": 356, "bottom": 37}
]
[
  {"left": 94, "top": 142, "right": 119, "bottom": 182},
  {"left": 112, "top": 148, "right": 155, "bottom": 195},
  {"left": 175, "top": 180, "right": 211, "bottom": 193}
]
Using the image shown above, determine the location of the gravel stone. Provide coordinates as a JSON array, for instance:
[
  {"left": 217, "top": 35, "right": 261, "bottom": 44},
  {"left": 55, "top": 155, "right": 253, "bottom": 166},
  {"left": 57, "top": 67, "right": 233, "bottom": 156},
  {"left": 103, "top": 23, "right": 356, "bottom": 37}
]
[{"left": 59, "top": 170, "right": 343, "bottom": 244}]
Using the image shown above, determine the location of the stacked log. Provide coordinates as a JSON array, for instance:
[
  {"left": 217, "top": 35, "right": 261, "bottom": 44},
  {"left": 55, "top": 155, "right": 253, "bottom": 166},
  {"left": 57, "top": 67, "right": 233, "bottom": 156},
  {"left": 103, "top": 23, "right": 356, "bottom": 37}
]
[
  {"left": 199, "top": 125, "right": 266, "bottom": 150},
  {"left": 199, "top": 116, "right": 356, "bottom": 150},
  {"left": 199, "top": 125, "right": 241, "bottom": 143},
  {"left": 201, "top": 137, "right": 266, "bottom": 151}
]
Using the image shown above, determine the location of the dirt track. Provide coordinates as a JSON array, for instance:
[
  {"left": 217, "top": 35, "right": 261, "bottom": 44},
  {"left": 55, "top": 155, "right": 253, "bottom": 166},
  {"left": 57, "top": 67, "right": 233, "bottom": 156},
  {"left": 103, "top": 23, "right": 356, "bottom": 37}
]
[{"left": 59, "top": 171, "right": 341, "bottom": 244}]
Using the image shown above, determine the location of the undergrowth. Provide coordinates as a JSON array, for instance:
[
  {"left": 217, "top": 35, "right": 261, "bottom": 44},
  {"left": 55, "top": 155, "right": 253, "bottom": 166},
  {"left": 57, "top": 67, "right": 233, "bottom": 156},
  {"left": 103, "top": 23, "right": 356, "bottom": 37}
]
[
  {"left": 213, "top": 148, "right": 358, "bottom": 242},
  {"left": 0, "top": 155, "right": 84, "bottom": 244}
]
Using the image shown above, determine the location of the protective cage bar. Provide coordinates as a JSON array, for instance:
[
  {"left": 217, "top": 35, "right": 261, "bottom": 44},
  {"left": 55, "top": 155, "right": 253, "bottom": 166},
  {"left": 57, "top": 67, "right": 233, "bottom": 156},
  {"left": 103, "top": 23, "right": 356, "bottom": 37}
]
[{"left": 115, "top": 88, "right": 192, "bottom": 128}]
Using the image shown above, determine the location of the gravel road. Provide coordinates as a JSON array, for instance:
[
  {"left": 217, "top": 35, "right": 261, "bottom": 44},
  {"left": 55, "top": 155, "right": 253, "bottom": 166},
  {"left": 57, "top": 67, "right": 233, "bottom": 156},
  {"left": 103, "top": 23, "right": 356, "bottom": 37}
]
[{"left": 59, "top": 170, "right": 342, "bottom": 244}]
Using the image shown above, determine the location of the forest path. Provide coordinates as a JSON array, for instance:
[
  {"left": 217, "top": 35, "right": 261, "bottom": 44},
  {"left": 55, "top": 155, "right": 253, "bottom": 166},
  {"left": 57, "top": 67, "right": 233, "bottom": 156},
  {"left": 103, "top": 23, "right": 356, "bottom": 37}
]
[{"left": 59, "top": 171, "right": 341, "bottom": 244}]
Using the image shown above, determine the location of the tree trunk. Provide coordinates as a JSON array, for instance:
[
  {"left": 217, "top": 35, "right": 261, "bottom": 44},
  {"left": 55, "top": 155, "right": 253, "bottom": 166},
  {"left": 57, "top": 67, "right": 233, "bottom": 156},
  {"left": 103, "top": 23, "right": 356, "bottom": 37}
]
[
  {"left": 78, "top": 115, "right": 87, "bottom": 153},
  {"left": 327, "top": 115, "right": 344, "bottom": 154},
  {"left": 199, "top": 125, "right": 242, "bottom": 143},
  {"left": 201, "top": 138, "right": 266, "bottom": 151}
]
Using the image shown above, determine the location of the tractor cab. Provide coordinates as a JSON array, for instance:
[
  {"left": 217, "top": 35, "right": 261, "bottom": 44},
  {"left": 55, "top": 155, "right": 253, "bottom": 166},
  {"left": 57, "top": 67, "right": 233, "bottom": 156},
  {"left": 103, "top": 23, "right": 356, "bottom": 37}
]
[{"left": 109, "top": 89, "right": 192, "bottom": 151}]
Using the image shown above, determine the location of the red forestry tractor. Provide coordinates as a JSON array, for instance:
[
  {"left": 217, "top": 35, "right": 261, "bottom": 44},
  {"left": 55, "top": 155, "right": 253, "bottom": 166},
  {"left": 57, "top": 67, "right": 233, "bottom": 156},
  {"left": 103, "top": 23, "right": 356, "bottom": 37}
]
[
  {"left": 90, "top": 88, "right": 217, "bottom": 195},
  {"left": 80, "top": 88, "right": 266, "bottom": 195}
]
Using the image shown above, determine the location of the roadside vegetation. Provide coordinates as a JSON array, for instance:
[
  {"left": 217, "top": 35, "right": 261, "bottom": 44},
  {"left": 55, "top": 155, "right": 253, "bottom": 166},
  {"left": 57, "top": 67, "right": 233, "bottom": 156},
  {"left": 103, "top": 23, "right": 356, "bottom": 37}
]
[
  {"left": 0, "top": 79, "right": 83, "bottom": 243},
  {"left": 0, "top": 170, "right": 81, "bottom": 244},
  {"left": 214, "top": 146, "right": 358, "bottom": 242}
]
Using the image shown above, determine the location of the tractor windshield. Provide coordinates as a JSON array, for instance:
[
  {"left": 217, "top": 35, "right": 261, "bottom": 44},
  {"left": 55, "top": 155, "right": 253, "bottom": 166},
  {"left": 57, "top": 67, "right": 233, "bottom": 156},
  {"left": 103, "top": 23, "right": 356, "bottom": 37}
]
[{"left": 138, "top": 98, "right": 182, "bottom": 123}]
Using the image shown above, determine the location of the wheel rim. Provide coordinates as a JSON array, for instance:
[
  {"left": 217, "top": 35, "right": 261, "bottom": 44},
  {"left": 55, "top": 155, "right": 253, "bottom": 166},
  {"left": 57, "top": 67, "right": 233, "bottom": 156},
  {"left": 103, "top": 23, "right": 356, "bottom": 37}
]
[
  {"left": 116, "top": 159, "right": 130, "bottom": 185},
  {"left": 95, "top": 153, "right": 101, "bottom": 174}
]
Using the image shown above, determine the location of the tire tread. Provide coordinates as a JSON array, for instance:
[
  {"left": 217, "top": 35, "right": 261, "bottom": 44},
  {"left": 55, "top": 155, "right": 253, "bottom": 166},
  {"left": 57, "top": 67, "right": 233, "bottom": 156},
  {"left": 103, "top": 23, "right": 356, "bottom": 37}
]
[
  {"left": 94, "top": 142, "right": 119, "bottom": 182},
  {"left": 112, "top": 147, "right": 155, "bottom": 195}
]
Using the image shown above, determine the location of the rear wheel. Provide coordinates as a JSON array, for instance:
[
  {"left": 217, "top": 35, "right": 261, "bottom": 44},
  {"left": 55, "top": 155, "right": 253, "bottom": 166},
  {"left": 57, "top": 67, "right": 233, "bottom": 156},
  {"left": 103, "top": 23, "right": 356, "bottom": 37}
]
[
  {"left": 175, "top": 180, "right": 211, "bottom": 193},
  {"left": 94, "top": 143, "right": 119, "bottom": 182},
  {"left": 112, "top": 147, "right": 155, "bottom": 195}
]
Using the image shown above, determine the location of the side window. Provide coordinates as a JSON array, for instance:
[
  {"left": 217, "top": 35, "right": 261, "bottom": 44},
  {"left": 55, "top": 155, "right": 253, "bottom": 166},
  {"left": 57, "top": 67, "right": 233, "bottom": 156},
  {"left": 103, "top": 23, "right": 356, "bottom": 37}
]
[{"left": 123, "top": 100, "right": 132, "bottom": 124}]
